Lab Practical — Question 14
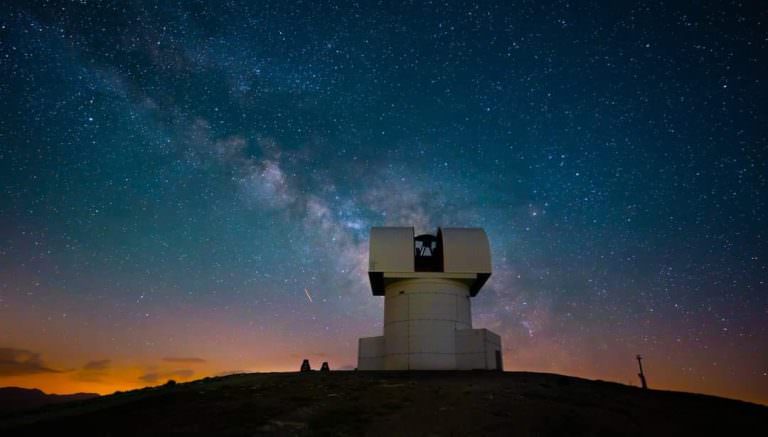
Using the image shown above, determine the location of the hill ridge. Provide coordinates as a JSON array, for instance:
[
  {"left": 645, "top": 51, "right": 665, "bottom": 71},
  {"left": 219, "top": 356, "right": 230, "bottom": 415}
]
[{"left": 1, "top": 371, "right": 766, "bottom": 435}]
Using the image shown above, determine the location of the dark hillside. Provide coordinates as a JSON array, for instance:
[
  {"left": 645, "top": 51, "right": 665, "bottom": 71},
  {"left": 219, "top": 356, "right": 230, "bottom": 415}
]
[{"left": 1, "top": 371, "right": 765, "bottom": 436}]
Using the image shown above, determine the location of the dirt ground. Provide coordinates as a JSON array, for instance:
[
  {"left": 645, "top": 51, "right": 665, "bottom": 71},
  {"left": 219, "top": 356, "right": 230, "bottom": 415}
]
[{"left": 1, "top": 371, "right": 766, "bottom": 436}]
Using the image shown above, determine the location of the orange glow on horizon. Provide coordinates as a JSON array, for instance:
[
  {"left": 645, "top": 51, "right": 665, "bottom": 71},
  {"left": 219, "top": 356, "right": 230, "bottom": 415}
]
[{"left": 2, "top": 352, "right": 765, "bottom": 406}]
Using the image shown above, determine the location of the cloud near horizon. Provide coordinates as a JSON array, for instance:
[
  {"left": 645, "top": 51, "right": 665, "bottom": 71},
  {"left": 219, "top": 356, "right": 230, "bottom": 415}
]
[
  {"left": 0, "top": 347, "right": 62, "bottom": 376},
  {"left": 213, "top": 370, "right": 247, "bottom": 377},
  {"left": 83, "top": 359, "right": 111, "bottom": 370},
  {"left": 139, "top": 369, "right": 195, "bottom": 384},
  {"left": 162, "top": 357, "right": 207, "bottom": 364},
  {"left": 74, "top": 359, "right": 112, "bottom": 383}
]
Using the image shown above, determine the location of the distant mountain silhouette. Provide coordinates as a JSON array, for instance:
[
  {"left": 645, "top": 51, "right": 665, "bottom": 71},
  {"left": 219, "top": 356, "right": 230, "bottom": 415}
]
[{"left": 0, "top": 387, "right": 99, "bottom": 413}]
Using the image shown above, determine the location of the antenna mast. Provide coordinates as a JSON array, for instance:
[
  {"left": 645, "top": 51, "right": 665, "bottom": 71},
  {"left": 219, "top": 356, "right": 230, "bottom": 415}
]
[{"left": 636, "top": 354, "right": 648, "bottom": 389}]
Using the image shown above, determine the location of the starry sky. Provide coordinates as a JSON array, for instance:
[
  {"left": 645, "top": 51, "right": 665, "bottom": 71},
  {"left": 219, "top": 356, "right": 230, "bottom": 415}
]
[{"left": 1, "top": 1, "right": 766, "bottom": 404}]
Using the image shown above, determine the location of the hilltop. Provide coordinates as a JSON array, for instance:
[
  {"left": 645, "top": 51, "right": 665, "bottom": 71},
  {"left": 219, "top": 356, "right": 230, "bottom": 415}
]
[{"left": 1, "top": 371, "right": 765, "bottom": 435}]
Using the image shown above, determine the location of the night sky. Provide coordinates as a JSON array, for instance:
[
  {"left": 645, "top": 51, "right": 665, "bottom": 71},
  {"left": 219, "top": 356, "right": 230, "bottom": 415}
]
[{"left": 1, "top": 1, "right": 766, "bottom": 404}]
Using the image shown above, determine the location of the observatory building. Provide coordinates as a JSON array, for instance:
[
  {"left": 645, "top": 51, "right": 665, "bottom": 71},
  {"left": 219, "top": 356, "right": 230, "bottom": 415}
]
[{"left": 358, "top": 227, "right": 503, "bottom": 371}]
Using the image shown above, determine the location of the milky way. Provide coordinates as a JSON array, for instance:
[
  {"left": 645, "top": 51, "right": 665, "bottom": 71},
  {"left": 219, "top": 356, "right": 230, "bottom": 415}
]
[{"left": 1, "top": 1, "right": 766, "bottom": 403}]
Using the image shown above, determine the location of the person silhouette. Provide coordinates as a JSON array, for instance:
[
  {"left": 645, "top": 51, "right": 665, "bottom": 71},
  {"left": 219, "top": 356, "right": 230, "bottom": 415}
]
[{"left": 300, "top": 359, "right": 311, "bottom": 372}]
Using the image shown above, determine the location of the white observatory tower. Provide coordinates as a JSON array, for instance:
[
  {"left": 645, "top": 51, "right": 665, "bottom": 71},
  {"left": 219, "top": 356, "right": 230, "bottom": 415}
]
[{"left": 357, "top": 227, "right": 503, "bottom": 370}]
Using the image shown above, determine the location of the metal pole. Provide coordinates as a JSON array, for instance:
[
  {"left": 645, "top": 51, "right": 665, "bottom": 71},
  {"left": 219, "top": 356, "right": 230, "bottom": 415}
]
[{"left": 636, "top": 354, "right": 648, "bottom": 389}]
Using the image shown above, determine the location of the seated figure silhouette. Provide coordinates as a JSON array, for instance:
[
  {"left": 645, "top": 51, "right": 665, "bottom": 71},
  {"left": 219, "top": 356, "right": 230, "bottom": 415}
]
[{"left": 300, "top": 359, "right": 311, "bottom": 372}]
